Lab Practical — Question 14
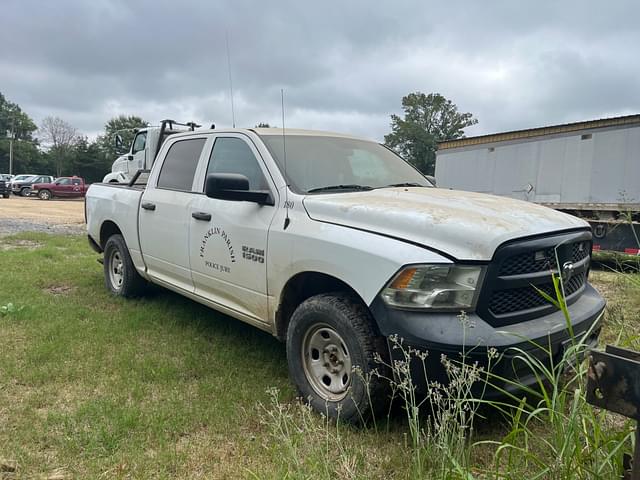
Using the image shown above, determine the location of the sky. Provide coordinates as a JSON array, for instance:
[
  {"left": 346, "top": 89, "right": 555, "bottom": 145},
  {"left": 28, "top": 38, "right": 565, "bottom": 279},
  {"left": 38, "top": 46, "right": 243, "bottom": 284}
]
[{"left": 1, "top": 0, "right": 639, "bottom": 142}]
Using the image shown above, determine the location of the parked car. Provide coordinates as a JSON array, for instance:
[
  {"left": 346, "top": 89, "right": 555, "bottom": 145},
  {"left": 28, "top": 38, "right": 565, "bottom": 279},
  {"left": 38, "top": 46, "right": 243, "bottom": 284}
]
[
  {"left": 86, "top": 127, "right": 605, "bottom": 422},
  {"left": 0, "top": 177, "right": 10, "bottom": 198},
  {"left": 32, "top": 176, "right": 89, "bottom": 200},
  {"left": 11, "top": 175, "right": 55, "bottom": 197},
  {"left": 1, "top": 174, "right": 13, "bottom": 182}
]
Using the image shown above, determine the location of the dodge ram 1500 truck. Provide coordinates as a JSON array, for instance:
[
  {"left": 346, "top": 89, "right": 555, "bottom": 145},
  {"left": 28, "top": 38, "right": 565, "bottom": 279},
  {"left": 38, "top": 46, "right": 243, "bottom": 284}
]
[{"left": 85, "top": 127, "right": 605, "bottom": 422}]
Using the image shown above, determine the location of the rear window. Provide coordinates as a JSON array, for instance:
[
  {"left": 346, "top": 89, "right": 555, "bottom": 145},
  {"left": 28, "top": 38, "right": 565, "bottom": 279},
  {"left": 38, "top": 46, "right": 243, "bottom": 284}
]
[{"left": 157, "top": 138, "right": 206, "bottom": 191}]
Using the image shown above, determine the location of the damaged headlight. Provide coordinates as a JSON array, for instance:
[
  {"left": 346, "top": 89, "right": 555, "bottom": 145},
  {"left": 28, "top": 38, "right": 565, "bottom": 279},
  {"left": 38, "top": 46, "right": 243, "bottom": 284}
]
[{"left": 381, "top": 264, "right": 484, "bottom": 310}]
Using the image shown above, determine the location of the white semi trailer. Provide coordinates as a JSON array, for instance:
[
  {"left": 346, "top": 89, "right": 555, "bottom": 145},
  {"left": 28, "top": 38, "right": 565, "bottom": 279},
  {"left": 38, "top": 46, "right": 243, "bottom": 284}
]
[{"left": 435, "top": 114, "right": 640, "bottom": 254}]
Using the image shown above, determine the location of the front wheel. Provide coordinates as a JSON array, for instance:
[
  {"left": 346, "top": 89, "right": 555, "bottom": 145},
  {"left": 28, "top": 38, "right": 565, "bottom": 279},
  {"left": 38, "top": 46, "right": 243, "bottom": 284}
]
[
  {"left": 38, "top": 189, "right": 52, "bottom": 200},
  {"left": 286, "top": 293, "right": 390, "bottom": 424},
  {"left": 20, "top": 187, "right": 31, "bottom": 197},
  {"left": 103, "top": 234, "right": 147, "bottom": 297}
]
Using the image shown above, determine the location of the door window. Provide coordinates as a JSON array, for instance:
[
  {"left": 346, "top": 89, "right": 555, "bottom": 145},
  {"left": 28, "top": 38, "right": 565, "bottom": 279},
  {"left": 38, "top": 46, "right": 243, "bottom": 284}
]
[
  {"left": 205, "top": 137, "right": 268, "bottom": 190},
  {"left": 56, "top": 178, "right": 71, "bottom": 185},
  {"left": 157, "top": 138, "right": 206, "bottom": 191},
  {"left": 132, "top": 132, "right": 147, "bottom": 154}
]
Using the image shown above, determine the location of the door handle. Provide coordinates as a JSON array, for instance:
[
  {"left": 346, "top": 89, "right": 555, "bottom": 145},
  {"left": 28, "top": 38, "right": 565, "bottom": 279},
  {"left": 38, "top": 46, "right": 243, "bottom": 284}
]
[
  {"left": 141, "top": 202, "right": 156, "bottom": 211},
  {"left": 191, "top": 212, "right": 211, "bottom": 221}
]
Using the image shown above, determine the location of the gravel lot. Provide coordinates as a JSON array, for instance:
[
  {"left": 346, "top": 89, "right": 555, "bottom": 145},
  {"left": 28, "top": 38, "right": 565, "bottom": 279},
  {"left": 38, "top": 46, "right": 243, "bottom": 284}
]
[{"left": 0, "top": 196, "right": 86, "bottom": 236}]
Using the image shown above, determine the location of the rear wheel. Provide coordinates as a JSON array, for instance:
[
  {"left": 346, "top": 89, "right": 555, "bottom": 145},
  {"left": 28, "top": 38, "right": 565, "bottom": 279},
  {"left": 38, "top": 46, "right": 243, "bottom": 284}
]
[
  {"left": 103, "top": 234, "right": 147, "bottom": 297},
  {"left": 286, "top": 292, "right": 390, "bottom": 424},
  {"left": 38, "top": 189, "right": 52, "bottom": 200}
]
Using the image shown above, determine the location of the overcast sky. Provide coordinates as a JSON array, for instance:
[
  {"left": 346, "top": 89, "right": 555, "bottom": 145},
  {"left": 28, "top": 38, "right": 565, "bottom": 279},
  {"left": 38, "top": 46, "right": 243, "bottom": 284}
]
[{"left": 1, "top": 0, "right": 639, "bottom": 141}]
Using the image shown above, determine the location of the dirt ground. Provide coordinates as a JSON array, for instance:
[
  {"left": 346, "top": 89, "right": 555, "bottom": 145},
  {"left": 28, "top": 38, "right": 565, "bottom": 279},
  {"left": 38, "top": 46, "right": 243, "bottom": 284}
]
[{"left": 0, "top": 196, "right": 85, "bottom": 235}]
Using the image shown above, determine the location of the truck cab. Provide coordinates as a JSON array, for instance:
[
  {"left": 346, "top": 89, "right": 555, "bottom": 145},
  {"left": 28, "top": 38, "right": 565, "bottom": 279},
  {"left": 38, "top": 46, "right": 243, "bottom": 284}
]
[{"left": 103, "top": 120, "right": 201, "bottom": 184}]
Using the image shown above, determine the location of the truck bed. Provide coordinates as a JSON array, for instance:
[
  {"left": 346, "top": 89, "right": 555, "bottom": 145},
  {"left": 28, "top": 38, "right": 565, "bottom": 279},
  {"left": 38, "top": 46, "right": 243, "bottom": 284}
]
[{"left": 85, "top": 183, "right": 144, "bottom": 258}]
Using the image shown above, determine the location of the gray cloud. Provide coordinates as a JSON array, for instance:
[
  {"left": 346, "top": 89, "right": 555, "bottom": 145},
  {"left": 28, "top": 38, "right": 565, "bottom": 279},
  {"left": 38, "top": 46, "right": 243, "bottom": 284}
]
[{"left": 1, "top": 0, "right": 638, "bottom": 141}]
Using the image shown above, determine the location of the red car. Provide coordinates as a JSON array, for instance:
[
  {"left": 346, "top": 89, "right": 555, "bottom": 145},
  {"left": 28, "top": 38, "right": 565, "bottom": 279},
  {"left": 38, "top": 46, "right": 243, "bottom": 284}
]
[{"left": 32, "top": 176, "right": 89, "bottom": 200}]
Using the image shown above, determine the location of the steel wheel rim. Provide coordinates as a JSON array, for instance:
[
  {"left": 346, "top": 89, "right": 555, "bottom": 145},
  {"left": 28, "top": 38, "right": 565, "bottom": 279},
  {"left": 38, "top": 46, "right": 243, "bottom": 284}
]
[
  {"left": 301, "top": 323, "right": 352, "bottom": 401},
  {"left": 108, "top": 249, "right": 124, "bottom": 290}
]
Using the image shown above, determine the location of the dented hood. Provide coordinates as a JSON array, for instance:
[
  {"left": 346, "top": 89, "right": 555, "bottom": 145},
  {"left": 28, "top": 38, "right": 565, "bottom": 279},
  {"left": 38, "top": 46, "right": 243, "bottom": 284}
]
[{"left": 302, "top": 187, "right": 588, "bottom": 261}]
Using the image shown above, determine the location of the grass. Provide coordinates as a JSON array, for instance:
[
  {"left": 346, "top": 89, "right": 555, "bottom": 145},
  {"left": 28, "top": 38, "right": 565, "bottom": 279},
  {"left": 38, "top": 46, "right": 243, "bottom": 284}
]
[{"left": 1, "top": 233, "right": 640, "bottom": 478}]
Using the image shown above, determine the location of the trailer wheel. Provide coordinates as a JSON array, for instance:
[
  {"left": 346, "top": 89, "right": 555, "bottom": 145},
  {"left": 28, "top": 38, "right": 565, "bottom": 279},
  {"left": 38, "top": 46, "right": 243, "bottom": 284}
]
[
  {"left": 103, "top": 234, "right": 147, "bottom": 297},
  {"left": 286, "top": 292, "right": 390, "bottom": 424}
]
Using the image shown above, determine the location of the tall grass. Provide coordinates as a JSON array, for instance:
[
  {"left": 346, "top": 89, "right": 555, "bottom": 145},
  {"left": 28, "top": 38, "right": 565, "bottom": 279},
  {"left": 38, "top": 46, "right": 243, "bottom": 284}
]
[{"left": 261, "top": 273, "right": 636, "bottom": 479}]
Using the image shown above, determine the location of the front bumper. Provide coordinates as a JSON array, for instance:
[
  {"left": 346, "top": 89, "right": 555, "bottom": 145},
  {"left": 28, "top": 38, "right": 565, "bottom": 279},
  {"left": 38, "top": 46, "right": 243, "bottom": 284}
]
[{"left": 370, "top": 283, "right": 605, "bottom": 398}]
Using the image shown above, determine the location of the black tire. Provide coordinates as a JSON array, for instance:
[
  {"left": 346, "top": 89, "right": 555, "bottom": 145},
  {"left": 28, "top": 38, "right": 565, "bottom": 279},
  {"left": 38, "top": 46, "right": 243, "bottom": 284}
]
[
  {"left": 286, "top": 292, "right": 390, "bottom": 424},
  {"left": 21, "top": 187, "right": 31, "bottom": 197},
  {"left": 38, "top": 189, "right": 52, "bottom": 200},
  {"left": 103, "top": 234, "right": 147, "bottom": 297},
  {"left": 2, "top": 194, "right": 8, "bottom": 198}
]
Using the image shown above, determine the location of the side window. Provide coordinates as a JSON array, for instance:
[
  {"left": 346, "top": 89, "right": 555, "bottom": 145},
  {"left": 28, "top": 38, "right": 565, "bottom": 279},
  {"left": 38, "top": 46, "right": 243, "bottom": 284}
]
[
  {"left": 205, "top": 137, "right": 268, "bottom": 190},
  {"left": 72, "top": 178, "right": 81, "bottom": 185},
  {"left": 157, "top": 138, "right": 206, "bottom": 191},
  {"left": 132, "top": 132, "right": 146, "bottom": 154},
  {"left": 57, "top": 178, "right": 71, "bottom": 185}
]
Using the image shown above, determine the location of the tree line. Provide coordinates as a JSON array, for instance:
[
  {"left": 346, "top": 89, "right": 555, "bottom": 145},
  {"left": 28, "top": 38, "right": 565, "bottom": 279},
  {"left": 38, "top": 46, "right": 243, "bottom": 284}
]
[
  {"left": 0, "top": 90, "right": 476, "bottom": 182},
  {"left": 0, "top": 92, "right": 147, "bottom": 183}
]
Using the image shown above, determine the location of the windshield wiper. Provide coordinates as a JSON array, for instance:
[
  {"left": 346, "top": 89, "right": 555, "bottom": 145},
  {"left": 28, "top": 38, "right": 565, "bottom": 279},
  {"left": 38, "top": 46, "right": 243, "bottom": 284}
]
[
  {"left": 380, "top": 182, "right": 425, "bottom": 188},
  {"left": 307, "top": 184, "right": 374, "bottom": 193}
]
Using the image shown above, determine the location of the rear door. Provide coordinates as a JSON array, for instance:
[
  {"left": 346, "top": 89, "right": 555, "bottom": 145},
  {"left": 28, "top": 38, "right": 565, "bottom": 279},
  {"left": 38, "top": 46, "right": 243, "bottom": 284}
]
[
  {"left": 138, "top": 136, "right": 209, "bottom": 292},
  {"left": 189, "top": 134, "right": 277, "bottom": 323}
]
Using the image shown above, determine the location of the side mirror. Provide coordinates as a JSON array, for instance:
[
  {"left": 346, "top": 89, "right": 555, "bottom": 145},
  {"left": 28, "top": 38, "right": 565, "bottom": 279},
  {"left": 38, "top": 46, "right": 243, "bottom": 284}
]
[
  {"left": 114, "top": 134, "right": 124, "bottom": 149},
  {"left": 127, "top": 155, "right": 134, "bottom": 161},
  {"left": 205, "top": 173, "right": 274, "bottom": 206}
]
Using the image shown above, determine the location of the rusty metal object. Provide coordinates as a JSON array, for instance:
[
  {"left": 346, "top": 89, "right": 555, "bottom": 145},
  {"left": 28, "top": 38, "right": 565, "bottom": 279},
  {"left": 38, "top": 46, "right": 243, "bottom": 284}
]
[{"left": 587, "top": 345, "right": 640, "bottom": 480}]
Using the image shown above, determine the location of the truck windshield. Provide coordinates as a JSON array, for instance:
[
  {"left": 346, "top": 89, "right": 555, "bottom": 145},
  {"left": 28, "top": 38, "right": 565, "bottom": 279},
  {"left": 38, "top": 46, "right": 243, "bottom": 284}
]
[{"left": 259, "top": 135, "right": 432, "bottom": 194}]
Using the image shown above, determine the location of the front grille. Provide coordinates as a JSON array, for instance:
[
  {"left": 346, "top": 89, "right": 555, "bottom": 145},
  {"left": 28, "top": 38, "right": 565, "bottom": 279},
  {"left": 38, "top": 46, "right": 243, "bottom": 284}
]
[
  {"left": 499, "top": 240, "right": 590, "bottom": 276},
  {"left": 489, "top": 272, "right": 586, "bottom": 315},
  {"left": 477, "top": 230, "right": 592, "bottom": 327}
]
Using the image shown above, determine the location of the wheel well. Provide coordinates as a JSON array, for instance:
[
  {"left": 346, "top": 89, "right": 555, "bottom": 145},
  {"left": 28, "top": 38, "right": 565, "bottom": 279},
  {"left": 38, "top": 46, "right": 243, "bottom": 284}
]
[
  {"left": 275, "top": 272, "right": 367, "bottom": 341},
  {"left": 99, "top": 221, "right": 122, "bottom": 249}
]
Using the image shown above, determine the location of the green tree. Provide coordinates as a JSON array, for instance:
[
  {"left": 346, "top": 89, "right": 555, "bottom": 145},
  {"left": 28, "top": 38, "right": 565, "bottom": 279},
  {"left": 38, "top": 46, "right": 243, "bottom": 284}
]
[
  {"left": 97, "top": 115, "right": 148, "bottom": 161},
  {"left": 69, "top": 137, "right": 111, "bottom": 183},
  {"left": 0, "top": 92, "right": 41, "bottom": 173},
  {"left": 384, "top": 92, "right": 477, "bottom": 175}
]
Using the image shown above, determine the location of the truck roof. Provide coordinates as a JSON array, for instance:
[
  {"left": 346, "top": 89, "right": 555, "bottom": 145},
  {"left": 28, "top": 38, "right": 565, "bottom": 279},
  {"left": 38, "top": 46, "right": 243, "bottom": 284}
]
[{"left": 438, "top": 113, "right": 640, "bottom": 150}]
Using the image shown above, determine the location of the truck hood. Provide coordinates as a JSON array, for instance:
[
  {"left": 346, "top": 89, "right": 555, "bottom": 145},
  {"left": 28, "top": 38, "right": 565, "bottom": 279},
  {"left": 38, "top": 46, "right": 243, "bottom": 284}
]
[{"left": 302, "top": 187, "right": 588, "bottom": 261}]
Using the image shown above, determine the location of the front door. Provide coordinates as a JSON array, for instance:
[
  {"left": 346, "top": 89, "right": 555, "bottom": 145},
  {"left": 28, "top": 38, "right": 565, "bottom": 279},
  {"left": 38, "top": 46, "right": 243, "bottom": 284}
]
[
  {"left": 189, "top": 135, "right": 277, "bottom": 323},
  {"left": 138, "top": 136, "right": 208, "bottom": 292},
  {"left": 53, "top": 178, "right": 74, "bottom": 197}
]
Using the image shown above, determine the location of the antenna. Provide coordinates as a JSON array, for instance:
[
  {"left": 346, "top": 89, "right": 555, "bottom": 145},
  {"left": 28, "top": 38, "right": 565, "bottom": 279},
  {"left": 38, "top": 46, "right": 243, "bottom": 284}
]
[
  {"left": 226, "top": 31, "right": 236, "bottom": 128},
  {"left": 281, "top": 89, "right": 290, "bottom": 230}
]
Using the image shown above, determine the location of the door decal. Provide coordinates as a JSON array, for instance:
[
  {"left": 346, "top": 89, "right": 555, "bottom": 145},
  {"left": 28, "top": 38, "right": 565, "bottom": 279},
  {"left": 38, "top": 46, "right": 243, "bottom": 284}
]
[{"left": 199, "top": 226, "right": 236, "bottom": 273}]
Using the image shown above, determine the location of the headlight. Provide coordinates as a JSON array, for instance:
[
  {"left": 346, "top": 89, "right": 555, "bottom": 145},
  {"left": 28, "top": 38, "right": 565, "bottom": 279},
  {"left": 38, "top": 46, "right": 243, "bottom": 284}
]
[{"left": 381, "top": 264, "right": 483, "bottom": 310}]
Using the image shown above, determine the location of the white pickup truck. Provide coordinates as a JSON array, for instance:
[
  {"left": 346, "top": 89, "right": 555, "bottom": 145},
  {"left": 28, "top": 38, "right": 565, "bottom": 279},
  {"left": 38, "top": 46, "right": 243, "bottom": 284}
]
[{"left": 86, "top": 127, "right": 605, "bottom": 421}]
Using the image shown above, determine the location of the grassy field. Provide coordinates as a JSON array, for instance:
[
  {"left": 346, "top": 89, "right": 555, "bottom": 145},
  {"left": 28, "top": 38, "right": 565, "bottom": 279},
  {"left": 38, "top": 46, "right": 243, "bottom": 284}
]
[{"left": 1, "top": 233, "right": 639, "bottom": 479}]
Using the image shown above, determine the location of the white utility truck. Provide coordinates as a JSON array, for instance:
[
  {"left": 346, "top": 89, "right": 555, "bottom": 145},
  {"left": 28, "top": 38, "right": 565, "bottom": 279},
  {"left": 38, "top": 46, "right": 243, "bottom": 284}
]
[
  {"left": 86, "top": 128, "right": 605, "bottom": 421},
  {"left": 102, "top": 120, "right": 201, "bottom": 184}
]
